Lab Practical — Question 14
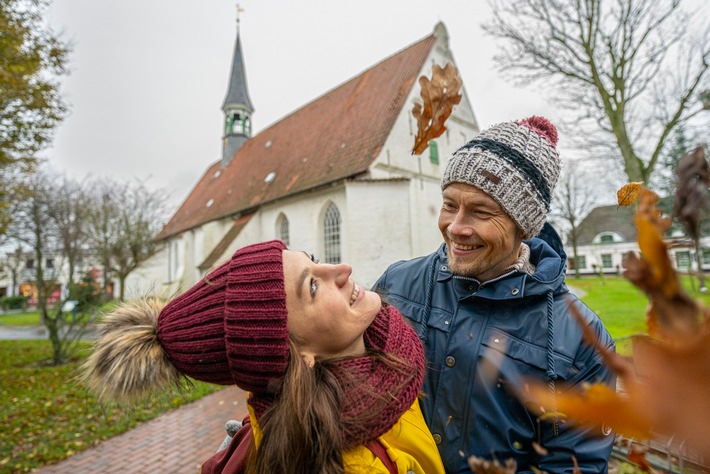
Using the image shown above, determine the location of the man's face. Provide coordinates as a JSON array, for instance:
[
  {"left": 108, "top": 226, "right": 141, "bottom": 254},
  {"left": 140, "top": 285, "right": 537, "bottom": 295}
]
[{"left": 438, "top": 182, "right": 524, "bottom": 281}]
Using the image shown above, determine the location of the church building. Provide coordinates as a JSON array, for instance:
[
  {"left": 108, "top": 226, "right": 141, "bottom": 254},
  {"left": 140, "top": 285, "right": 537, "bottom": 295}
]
[{"left": 129, "top": 21, "right": 479, "bottom": 296}]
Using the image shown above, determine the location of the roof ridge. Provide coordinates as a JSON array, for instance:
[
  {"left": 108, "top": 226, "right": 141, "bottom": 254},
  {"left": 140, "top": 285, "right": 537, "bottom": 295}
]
[{"left": 252, "top": 32, "right": 436, "bottom": 135}]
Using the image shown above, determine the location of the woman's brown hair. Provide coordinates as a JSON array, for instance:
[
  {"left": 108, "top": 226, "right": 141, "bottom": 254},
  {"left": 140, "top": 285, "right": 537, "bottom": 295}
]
[{"left": 248, "top": 340, "right": 417, "bottom": 473}]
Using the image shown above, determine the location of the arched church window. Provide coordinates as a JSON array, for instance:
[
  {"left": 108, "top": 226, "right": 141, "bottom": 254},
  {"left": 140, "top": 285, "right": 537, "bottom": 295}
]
[
  {"left": 323, "top": 203, "right": 341, "bottom": 264},
  {"left": 277, "top": 213, "right": 290, "bottom": 246}
]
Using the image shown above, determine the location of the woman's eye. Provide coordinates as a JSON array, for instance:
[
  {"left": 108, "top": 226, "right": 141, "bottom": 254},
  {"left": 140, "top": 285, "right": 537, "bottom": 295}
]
[
  {"left": 309, "top": 279, "right": 318, "bottom": 296},
  {"left": 309, "top": 253, "right": 319, "bottom": 264}
]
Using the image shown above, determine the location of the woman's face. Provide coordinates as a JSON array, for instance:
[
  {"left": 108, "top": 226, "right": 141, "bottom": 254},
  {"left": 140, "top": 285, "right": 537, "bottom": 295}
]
[{"left": 282, "top": 250, "right": 381, "bottom": 363}]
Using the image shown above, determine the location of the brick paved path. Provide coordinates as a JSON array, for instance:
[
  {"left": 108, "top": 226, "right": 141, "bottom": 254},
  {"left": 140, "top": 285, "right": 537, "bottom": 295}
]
[{"left": 37, "top": 386, "right": 249, "bottom": 474}]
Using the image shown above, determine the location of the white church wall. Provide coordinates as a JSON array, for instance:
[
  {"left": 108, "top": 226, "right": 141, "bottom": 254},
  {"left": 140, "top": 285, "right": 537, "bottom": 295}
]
[
  {"left": 122, "top": 245, "right": 171, "bottom": 299},
  {"left": 367, "top": 30, "right": 478, "bottom": 263},
  {"left": 409, "top": 178, "right": 445, "bottom": 256},
  {"left": 345, "top": 179, "right": 412, "bottom": 288}
]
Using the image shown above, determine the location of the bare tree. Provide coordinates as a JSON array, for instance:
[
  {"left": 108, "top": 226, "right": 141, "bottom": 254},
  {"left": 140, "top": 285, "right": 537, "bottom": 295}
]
[
  {"left": 5, "top": 170, "right": 70, "bottom": 363},
  {"left": 552, "top": 166, "right": 598, "bottom": 278},
  {"left": 2, "top": 245, "right": 26, "bottom": 297},
  {"left": 49, "top": 175, "right": 91, "bottom": 285},
  {"left": 111, "top": 180, "right": 167, "bottom": 301},
  {"left": 484, "top": 0, "right": 710, "bottom": 184},
  {"left": 86, "top": 178, "right": 168, "bottom": 301},
  {"left": 86, "top": 179, "right": 120, "bottom": 300},
  {"left": 5, "top": 170, "right": 96, "bottom": 364},
  {"left": 6, "top": 171, "right": 58, "bottom": 320}
]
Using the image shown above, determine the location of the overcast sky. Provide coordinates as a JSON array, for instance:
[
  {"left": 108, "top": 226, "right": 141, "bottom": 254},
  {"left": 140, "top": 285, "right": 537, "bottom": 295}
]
[{"left": 43, "top": 0, "right": 706, "bottom": 210}]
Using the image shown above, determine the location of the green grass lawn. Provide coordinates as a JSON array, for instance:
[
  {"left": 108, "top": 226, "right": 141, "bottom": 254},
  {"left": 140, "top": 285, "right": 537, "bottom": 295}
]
[
  {"left": 0, "top": 302, "right": 120, "bottom": 327},
  {"left": 568, "top": 274, "right": 710, "bottom": 353},
  {"left": 0, "top": 311, "right": 40, "bottom": 326},
  {"left": 0, "top": 340, "right": 222, "bottom": 473}
]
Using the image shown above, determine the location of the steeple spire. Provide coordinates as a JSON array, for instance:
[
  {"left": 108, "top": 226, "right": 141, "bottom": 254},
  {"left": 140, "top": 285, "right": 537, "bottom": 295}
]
[{"left": 221, "top": 4, "right": 254, "bottom": 167}]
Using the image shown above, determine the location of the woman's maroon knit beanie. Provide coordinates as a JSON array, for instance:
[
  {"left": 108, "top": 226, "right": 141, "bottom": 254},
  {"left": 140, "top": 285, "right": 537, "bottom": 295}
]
[{"left": 156, "top": 240, "right": 290, "bottom": 395}]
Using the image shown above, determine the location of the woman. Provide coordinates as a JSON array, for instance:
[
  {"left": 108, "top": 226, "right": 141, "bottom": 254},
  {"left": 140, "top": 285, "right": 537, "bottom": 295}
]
[{"left": 81, "top": 240, "right": 444, "bottom": 473}]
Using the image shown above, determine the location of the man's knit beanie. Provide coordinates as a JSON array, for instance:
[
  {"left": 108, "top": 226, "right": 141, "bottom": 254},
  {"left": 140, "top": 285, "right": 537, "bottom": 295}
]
[
  {"left": 81, "top": 240, "right": 291, "bottom": 403},
  {"left": 441, "top": 116, "right": 561, "bottom": 239}
]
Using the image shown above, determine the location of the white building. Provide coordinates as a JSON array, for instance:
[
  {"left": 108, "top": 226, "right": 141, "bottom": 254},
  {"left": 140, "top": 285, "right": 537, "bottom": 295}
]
[
  {"left": 125, "top": 22, "right": 479, "bottom": 297},
  {"left": 0, "top": 249, "right": 112, "bottom": 305},
  {"left": 565, "top": 203, "right": 710, "bottom": 276}
]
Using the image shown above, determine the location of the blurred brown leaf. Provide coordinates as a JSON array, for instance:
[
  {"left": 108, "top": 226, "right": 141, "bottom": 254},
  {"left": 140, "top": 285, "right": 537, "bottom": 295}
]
[
  {"left": 625, "top": 189, "right": 701, "bottom": 339},
  {"left": 467, "top": 456, "right": 517, "bottom": 474},
  {"left": 673, "top": 147, "right": 709, "bottom": 242},
  {"left": 528, "top": 381, "right": 652, "bottom": 440},
  {"left": 633, "top": 325, "right": 710, "bottom": 459},
  {"left": 617, "top": 182, "right": 644, "bottom": 206},
  {"left": 626, "top": 444, "right": 655, "bottom": 473},
  {"left": 411, "top": 63, "right": 462, "bottom": 155},
  {"left": 526, "top": 180, "right": 710, "bottom": 463}
]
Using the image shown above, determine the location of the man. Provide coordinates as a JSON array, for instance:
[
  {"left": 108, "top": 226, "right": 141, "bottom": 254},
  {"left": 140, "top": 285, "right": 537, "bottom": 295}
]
[{"left": 374, "top": 116, "right": 615, "bottom": 473}]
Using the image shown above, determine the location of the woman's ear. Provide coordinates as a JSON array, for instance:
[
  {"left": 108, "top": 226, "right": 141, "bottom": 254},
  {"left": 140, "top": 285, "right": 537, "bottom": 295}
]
[{"left": 300, "top": 351, "right": 316, "bottom": 368}]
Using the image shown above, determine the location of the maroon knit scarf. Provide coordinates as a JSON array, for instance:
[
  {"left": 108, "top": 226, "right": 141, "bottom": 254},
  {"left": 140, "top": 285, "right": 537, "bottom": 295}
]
[
  {"left": 249, "top": 304, "right": 425, "bottom": 449},
  {"left": 335, "top": 304, "right": 425, "bottom": 448}
]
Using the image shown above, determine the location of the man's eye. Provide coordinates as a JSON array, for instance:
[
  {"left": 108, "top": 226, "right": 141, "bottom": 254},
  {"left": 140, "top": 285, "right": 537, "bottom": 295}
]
[
  {"left": 309, "top": 253, "right": 319, "bottom": 264},
  {"left": 310, "top": 279, "right": 318, "bottom": 296}
]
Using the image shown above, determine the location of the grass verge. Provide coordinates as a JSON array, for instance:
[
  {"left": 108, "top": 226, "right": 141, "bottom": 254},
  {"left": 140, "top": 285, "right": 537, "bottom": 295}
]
[
  {"left": 569, "top": 274, "right": 710, "bottom": 354},
  {"left": 0, "top": 312, "right": 40, "bottom": 326},
  {"left": 0, "top": 340, "right": 222, "bottom": 473}
]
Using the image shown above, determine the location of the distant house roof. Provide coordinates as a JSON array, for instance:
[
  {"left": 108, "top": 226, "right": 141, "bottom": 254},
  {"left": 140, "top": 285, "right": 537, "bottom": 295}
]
[
  {"left": 157, "top": 33, "right": 437, "bottom": 240},
  {"left": 576, "top": 204, "right": 637, "bottom": 244},
  {"left": 576, "top": 195, "right": 710, "bottom": 246}
]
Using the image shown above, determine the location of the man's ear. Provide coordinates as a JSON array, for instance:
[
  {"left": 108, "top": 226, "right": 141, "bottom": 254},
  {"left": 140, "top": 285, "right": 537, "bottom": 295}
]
[
  {"left": 300, "top": 351, "right": 316, "bottom": 368},
  {"left": 516, "top": 226, "right": 525, "bottom": 241}
]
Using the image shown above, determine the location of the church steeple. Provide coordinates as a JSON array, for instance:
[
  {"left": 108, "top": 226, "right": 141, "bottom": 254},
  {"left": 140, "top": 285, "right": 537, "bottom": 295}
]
[{"left": 221, "top": 10, "right": 254, "bottom": 167}]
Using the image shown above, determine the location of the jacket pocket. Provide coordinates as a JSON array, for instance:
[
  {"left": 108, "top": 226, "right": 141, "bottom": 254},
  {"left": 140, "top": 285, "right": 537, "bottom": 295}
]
[
  {"left": 388, "top": 297, "right": 452, "bottom": 335},
  {"left": 479, "top": 327, "right": 574, "bottom": 381}
]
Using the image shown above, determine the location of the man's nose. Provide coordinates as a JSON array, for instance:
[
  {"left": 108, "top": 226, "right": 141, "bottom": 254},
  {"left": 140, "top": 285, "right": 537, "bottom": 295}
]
[{"left": 447, "top": 211, "right": 474, "bottom": 237}]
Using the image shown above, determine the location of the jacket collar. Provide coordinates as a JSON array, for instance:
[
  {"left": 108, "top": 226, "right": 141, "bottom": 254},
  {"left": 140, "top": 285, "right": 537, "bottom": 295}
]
[{"left": 435, "top": 227, "right": 568, "bottom": 299}]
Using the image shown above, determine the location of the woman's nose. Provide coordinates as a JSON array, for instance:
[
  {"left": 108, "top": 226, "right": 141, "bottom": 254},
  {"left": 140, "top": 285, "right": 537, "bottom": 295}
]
[{"left": 329, "top": 263, "right": 352, "bottom": 287}]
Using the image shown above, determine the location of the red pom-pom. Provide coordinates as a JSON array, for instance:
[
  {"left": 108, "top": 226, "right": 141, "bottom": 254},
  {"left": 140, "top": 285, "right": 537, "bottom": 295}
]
[{"left": 517, "top": 115, "right": 558, "bottom": 147}]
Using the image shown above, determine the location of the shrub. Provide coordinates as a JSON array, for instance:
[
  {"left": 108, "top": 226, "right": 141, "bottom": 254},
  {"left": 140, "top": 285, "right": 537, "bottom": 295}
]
[
  {"left": 67, "top": 272, "right": 102, "bottom": 311},
  {"left": 0, "top": 295, "right": 29, "bottom": 310}
]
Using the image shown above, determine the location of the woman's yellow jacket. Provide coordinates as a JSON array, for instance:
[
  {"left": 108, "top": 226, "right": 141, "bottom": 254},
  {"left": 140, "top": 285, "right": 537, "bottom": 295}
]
[{"left": 250, "top": 400, "right": 444, "bottom": 473}]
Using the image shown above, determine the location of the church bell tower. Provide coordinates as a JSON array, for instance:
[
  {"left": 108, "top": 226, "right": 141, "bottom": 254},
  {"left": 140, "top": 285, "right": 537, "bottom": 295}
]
[{"left": 221, "top": 7, "right": 254, "bottom": 167}]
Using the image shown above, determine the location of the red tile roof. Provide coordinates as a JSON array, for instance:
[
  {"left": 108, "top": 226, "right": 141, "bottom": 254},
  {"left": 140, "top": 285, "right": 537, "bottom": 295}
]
[{"left": 157, "top": 33, "right": 436, "bottom": 240}]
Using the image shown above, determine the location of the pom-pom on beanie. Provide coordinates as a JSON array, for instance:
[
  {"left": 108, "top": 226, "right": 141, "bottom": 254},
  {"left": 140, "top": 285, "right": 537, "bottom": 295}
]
[{"left": 441, "top": 116, "right": 561, "bottom": 239}]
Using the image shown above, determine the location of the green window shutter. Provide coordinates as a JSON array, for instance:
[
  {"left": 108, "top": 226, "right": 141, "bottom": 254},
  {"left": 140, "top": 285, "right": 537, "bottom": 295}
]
[{"left": 429, "top": 141, "right": 439, "bottom": 164}]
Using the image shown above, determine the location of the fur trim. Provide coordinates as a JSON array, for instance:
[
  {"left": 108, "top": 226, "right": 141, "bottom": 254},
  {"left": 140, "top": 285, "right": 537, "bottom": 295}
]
[{"left": 80, "top": 298, "right": 183, "bottom": 403}]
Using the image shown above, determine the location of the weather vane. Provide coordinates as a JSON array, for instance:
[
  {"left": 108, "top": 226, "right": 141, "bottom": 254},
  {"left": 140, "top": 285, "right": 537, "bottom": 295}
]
[{"left": 236, "top": 3, "right": 244, "bottom": 29}]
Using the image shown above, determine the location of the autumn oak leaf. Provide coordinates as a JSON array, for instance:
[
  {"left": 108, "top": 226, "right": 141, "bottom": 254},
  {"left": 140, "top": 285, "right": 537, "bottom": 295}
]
[
  {"left": 411, "top": 63, "right": 462, "bottom": 155},
  {"left": 617, "top": 182, "right": 643, "bottom": 206}
]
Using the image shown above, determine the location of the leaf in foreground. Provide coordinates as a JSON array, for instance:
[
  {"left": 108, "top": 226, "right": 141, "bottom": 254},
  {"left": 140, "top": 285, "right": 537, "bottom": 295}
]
[
  {"left": 411, "top": 63, "right": 462, "bottom": 155},
  {"left": 527, "top": 184, "right": 710, "bottom": 461}
]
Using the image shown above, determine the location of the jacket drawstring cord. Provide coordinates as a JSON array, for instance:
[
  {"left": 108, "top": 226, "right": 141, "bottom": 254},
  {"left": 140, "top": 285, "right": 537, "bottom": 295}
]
[
  {"left": 545, "top": 290, "right": 559, "bottom": 436},
  {"left": 420, "top": 254, "right": 439, "bottom": 352}
]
